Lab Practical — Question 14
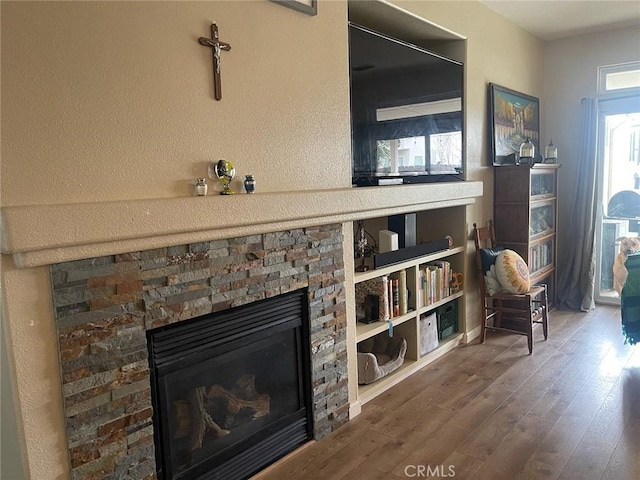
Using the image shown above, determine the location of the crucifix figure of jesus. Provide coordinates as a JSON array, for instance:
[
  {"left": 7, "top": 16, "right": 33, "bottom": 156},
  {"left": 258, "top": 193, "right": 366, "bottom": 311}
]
[{"left": 198, "top": 23, "right": 231, "bottom": 100}]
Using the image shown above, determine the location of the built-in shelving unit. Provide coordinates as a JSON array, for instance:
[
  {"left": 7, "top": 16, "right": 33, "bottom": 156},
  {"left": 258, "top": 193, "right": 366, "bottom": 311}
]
[
  {"left": 355, "top": 247, "right": 465, "bottom": 344},
  {"left": 353, "top": 215, "right": 467, "bottom": 404},
  {"left": 344, "top": 0, "right": 479, "bottom": 412}
]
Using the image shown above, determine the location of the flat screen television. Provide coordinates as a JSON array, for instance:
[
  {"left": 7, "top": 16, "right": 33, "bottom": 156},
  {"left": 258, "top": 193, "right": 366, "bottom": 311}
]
[{"left": 348, "top": 23, "right": 464, "bottom": 187}]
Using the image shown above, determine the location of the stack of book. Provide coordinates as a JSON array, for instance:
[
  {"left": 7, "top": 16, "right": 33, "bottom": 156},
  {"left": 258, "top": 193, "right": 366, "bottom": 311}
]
[
  {"left": 419, "top": 260, "right": 452, "bottom": 307},
  {"left": 529, "top": 242, "right": 551, "bottom": 273}
]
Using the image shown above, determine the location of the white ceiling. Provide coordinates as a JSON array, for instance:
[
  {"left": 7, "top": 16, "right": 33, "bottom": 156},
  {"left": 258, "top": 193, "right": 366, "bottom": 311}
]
[{"left": 478, "top": 0, "right": 640, "bottom": 41}]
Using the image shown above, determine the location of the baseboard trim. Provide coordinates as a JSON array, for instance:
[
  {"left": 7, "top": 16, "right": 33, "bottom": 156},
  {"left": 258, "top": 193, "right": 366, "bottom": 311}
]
[
  {"left": 465, "top": 325, "right": 481, "bottom": 343},
  {"left": 349, "top": 399, "right": 362, "bottom": 419}
]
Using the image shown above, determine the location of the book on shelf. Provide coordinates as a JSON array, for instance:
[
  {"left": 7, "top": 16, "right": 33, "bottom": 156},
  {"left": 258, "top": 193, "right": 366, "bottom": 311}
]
[
  {"left": 383, "top": 271, "right": 407, "bottom": 318},
  {"left": 398, "top": 269, "right": 408, "bottom": 315},
  {"left": 420, "top": 260, "right": 452, "bottom": 307},
  {"left": 355, "top": 275, "right": 390, "bottom": 322},
  {"left": 388, "top": 276, "right": 394, "bottom": 319},
  {"left": 432, "top": 260, "right": 452, "bottom": 299},
  {"left": 529, "top": 242, "right": 551, "bottom": 273},
  {"left": 392, "top": 278, "right": 400, "bottom": 317}
]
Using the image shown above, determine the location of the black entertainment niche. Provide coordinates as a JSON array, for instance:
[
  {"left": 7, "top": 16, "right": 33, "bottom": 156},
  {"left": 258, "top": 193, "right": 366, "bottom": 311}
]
[{"left": 348, "top": 23, "right": 464, "bottom": 187}]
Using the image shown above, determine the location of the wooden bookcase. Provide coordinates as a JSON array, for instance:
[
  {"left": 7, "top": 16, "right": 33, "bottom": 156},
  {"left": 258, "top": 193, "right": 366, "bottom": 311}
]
[{"left": 494, "top": 164, "right": 560, "bottom": 305}]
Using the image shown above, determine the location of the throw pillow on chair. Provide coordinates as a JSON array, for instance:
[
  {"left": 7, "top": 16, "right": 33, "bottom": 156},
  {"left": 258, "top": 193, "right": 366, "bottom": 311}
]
[{"left": 495, "top": 249, "right": 531, "bottom": 294}]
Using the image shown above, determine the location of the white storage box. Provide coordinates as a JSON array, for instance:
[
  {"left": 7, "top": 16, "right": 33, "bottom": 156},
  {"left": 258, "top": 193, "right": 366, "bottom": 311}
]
[{"left": 420, "top": 312, "right": 438, "bottom": 356}]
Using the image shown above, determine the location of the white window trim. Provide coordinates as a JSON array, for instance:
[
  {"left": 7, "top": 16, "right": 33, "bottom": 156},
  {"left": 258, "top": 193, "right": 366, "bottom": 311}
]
[{"left": 597, "top": 61, "right": 640, "bottom": 96}]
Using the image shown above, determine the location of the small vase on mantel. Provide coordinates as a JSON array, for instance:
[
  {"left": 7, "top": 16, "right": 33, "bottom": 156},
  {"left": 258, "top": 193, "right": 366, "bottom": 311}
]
[
  {"left": 194, "top": 178, "right": 208, "bottom": 196},
  {"left": 244, "top": 175, "right": 256, "bottom": 193}
]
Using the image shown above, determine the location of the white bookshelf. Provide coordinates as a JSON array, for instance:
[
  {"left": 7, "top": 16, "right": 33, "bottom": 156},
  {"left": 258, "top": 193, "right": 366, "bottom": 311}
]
[{"left": 354, "top": 244, "right": 465, "bottom": 404}]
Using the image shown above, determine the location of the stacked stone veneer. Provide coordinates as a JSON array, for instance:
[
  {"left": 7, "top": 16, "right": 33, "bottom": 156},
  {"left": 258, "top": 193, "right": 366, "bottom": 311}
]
[{"left": 50, "top": 224, "right": 348, "bottom": 480}]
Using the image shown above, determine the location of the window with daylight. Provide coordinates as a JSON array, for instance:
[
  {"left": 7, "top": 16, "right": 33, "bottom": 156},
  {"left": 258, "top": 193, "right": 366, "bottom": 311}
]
[{"left": 598, "top": 61, "right": 640, "bottom": 95}]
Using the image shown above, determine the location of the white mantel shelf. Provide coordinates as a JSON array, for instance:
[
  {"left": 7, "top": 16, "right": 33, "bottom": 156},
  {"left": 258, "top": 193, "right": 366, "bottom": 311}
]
[{"left": 1, "top": 182, "right": 482, "bottom": 268}]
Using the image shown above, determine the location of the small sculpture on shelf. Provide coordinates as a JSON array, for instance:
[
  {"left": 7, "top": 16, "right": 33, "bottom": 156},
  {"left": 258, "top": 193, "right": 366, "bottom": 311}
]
[
  {"left": 445, "top": 235, "right": 453, "bottom": 248},
  {"left": 450, "top": 272, "right": 464, "bottom": 294},
  {"left": 355, "top": 221, "right": 377, "bottom": 272},
  {"left": 211, "top": 159, "right": 235, "bottom": 195},
  {"left": 355, "top": 227, "right": 369, "bottom": 272}
]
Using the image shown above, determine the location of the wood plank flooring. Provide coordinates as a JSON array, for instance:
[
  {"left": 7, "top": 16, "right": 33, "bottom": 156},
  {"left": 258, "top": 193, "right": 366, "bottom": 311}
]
[{"left": 256, "top": 305, "right": 640, "bottom": 480}]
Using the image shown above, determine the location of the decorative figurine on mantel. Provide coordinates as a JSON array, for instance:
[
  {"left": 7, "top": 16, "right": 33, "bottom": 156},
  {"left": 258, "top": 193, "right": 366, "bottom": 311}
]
[{"left": 211, "top": 159, "right": 236, "bottom": 195}]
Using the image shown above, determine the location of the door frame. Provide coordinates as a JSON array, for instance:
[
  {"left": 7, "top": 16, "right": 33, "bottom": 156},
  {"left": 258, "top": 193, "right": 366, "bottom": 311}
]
[{"left": 594, "top": 94, "right": 640, "bottom": 305}]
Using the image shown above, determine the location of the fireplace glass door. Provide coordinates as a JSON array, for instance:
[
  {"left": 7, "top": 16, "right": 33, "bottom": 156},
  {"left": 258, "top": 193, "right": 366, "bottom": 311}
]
[{"left": 148, "top": 290, "right": 312, "bottom": 480}]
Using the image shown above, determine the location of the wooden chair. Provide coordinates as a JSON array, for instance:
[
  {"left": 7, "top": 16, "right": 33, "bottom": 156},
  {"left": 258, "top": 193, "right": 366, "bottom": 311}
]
[{"left": 473, "top": 220, "right": 549, "bottom": 354}]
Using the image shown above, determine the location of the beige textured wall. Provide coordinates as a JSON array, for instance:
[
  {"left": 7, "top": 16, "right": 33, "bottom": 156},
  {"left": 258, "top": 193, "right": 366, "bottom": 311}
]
[
  {"left": 543, "top": 25, "right": 640, "bottom": 273},
  {"left": 1, "top": 1, "right": 351, "bottom": 206},
  {"left": 1, "top": 258, "right": 64, "bottom": 479},
  {"left": 1, "top": 1, "right": 545, "bottom": 478},
  {"left": 0, "top": 308, "right": 28, "bottom": 480}
]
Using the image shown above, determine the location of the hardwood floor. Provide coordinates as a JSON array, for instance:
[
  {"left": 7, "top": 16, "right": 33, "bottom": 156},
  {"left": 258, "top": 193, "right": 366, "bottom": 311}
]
[{"left": 256, "top": 305, "right": 640, "bottom": 480}]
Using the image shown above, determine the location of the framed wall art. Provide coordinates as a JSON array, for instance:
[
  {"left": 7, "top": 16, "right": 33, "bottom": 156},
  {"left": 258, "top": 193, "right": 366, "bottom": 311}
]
[
  {"left": 489, "top": 83, "right": 540, "bottom": 165},
  {"left": 271, "top": 0, "right": 317, "bottom": 16}
]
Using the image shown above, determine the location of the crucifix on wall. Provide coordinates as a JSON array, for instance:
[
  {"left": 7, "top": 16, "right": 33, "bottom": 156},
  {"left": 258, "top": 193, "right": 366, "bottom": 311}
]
[{"left": 198, "top": 22, "right": 231, "bottom": 100}]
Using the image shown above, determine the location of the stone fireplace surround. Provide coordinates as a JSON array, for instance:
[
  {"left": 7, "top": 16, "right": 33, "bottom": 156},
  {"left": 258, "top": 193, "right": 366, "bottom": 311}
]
[{"left": 50, "top": 224, "right": 348, "bottom": 480}]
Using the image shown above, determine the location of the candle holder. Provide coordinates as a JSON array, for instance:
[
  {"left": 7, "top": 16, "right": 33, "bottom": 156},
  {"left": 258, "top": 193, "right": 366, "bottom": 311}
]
[
  {"left": 519, "top": 137, "right": 535, "bottom": 163},
  {"left": 544, "top": 139, "right": 557, "bottom": 163}
]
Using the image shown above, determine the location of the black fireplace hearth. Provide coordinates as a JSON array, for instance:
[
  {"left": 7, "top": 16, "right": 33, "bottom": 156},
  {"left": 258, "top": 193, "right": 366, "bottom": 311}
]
[{"left": 147, "top": 290, "right": 312, "bottom": 480}]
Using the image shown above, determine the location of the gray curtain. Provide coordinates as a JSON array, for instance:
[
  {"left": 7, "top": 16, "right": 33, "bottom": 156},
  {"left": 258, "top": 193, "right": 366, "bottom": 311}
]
[{"left": 558, "top": 98, "right": 598, "bottom": 311}]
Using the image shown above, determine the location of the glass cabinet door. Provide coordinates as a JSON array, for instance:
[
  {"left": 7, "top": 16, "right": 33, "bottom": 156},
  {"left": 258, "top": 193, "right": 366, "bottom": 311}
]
[
  {"left": 531, "top": 172, "right": 556, "bottom": 199},
  {"left": 530, "top": 201, "right": 555, "bottom": 238}
]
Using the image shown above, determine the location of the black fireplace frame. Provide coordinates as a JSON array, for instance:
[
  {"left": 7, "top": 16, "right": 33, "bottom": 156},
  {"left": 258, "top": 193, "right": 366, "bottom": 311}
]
[{"left": 147, "top": 289, "right": 313, "bottom": 480}]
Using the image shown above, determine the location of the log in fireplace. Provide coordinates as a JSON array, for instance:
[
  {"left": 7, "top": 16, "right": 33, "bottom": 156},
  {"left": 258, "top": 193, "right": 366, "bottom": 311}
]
[{"left": 147, "top": 289, "right": 312, "bottom": 480}]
